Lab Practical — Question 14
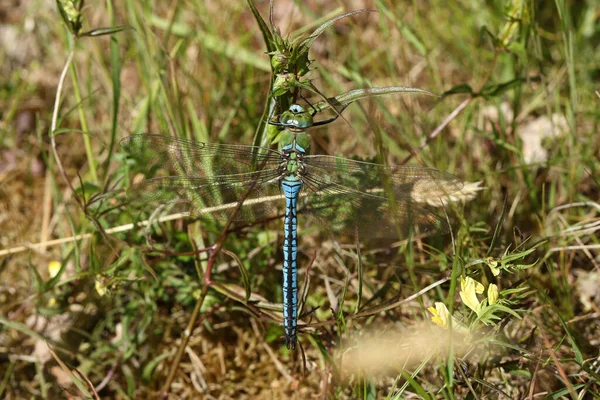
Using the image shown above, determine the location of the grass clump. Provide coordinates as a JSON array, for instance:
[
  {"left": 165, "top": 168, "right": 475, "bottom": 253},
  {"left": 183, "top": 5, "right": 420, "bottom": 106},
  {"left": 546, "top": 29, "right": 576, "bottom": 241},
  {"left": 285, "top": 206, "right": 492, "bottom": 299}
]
[{"left": 0, "top": 0, "right": 599, "bottom": 398}]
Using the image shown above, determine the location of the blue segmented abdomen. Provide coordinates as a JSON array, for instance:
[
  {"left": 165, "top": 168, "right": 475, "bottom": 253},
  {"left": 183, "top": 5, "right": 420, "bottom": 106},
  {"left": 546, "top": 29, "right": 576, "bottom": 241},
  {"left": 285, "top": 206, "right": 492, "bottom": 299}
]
[{"left": 281, "top": 177, "right": 302, "bottom": 350}]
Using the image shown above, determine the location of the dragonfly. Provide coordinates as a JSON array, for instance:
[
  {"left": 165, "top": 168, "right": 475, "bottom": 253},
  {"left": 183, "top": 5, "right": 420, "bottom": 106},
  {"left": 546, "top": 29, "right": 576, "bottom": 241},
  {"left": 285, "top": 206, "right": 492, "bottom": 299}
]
[{"left": 120, "top": 103, "right": 463, "bottom": 350}]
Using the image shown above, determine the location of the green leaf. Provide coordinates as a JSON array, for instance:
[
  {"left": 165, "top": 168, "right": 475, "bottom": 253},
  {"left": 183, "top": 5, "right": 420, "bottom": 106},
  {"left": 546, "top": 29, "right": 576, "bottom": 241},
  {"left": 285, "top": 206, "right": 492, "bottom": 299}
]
[
  {"left": 364, "top": 379, "right": 377, "bottom": 400},
  {"left": 512, "top": 261, "right": 538, "bottom": 270},
  {"left": 489, "top": 303, "right": 522, "bottom": 320},
  {"left": 46, "top": 259, "right": 69, "bottom": 289},
  {"left": 549, "top": 384, "right": 586, "bottom": 399},
  {"left": 314, "top": 86, "right": 438, "bottom": 113},
  {"left": 222, "top": 249, "right": 251, "bottom": 304},
  {"left": 79, "top": 25, "right": 131, "bottom": 37},
  {"left": 480, "top": 77, "right": 524, "bottom": 99},
  {"left": 441, "top": 84, "right": 473, "bottom": 98},
  {"left": 298, "top": 9, "right": 377, "bottom": 53},
  {"left": 51, "top": 128, "right": 88, "bottom": 138},
  {"left": 501, "top": 240, "right": 546, "bottom": 265},
  {"left": 500, "top": 286, "right": 530, "bottom": 296},
  {"left": 400, "top": 371, "right": 431, "bottom": 399},
  {"left": 27, "top": 262, "right": 46, "bottom": 295},
  {"left": 247, "top": 0, "right": 275, "bottom": 53},
  {"left": 121, "top": 364, "right": 136, "bottom": 398},
  {"left": 142, "top": 353, "right": 172, "bottom": 382},
  {"left": 47, "top": 346, "right": 94, "bottom": 398},
  {"left": 487, "top": 338, "right": 530, "bottom": 354}
]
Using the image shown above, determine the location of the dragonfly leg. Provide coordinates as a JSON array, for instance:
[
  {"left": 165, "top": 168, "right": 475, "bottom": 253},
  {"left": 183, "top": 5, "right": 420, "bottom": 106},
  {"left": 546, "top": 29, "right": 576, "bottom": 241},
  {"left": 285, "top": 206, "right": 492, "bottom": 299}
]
[{"left": 312, "top": 103, "right": 350, "bottom": 127}]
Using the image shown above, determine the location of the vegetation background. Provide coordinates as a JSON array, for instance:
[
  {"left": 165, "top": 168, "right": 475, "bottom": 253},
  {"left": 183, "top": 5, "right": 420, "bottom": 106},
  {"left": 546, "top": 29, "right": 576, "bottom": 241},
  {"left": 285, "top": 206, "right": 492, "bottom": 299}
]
[{"left": 1, "top": 0, "right": 599, "bottom": 398}]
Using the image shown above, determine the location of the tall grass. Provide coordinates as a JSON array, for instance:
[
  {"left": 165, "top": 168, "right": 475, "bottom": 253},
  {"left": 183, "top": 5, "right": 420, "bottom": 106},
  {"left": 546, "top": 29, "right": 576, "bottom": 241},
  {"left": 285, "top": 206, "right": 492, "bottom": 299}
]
[{"left": 0, "top": 0, "right": 598, "bottom": 398}]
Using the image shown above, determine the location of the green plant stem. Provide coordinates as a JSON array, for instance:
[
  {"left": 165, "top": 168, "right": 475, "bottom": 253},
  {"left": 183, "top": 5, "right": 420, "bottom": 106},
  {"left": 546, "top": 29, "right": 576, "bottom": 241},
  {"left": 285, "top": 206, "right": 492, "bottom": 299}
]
[
  {"left": 50, "top": 47, "right": 84, "bottom": 208},
  {"left": 69, "top": 62, "right": 98, "bottom": 183}
]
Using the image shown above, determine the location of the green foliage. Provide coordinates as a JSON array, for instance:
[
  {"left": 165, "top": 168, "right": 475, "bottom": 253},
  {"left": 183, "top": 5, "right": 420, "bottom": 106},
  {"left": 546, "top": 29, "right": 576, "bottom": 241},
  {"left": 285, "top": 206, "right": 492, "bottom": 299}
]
[{"left": 0, "top": 0, "right": 599, "bottom": 398}]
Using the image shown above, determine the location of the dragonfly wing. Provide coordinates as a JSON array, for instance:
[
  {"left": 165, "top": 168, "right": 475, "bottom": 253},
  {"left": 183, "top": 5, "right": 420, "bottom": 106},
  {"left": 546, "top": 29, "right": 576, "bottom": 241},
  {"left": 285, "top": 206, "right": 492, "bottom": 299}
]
[
  {"left": 297, "top": 180, "right": 448, "bottom": 240},
  {"left": 126, "top": 170, "right": 285, "bottom": 221},
  {"left": 303, "top": 156, "right": 463, "bottom": 202},
  {"left": 121, "top": 134, "right": 282, "bottom": 177}
]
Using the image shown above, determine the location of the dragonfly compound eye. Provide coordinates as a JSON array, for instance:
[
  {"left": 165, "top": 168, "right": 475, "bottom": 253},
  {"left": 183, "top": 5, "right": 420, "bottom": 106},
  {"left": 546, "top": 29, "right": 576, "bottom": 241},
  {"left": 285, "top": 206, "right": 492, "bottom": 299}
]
[{"left": 289, "top": 104, "right": 305, "bottom": 114}]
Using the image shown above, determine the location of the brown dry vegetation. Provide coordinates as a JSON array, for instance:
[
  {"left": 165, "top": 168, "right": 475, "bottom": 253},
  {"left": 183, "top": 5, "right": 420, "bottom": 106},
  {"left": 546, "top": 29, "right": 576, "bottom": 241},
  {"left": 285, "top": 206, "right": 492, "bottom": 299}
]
[{"left": 1, "top": 0, "right": 599, "bottom": 399}]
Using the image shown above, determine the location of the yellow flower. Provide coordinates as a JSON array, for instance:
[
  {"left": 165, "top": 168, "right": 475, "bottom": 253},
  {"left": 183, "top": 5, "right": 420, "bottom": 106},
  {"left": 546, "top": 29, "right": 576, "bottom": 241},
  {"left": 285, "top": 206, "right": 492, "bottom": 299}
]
[
  {"left": 486, "top": 257, "right": 501, "bottom": 276},
  {"left": 488, "top": 284, "right": 499, "bottom": 305},
  {"left": 48, "top": 261, "right": 61, "bottom": 278},
  {"left": 460, "top": 277, "right": 484, "bottom": 313},
  {"left": 428, "top": 302, "right": 450, "bottom": 328},
  {"left": 95, "top": 280, "right": 107, "bottom": 297}
]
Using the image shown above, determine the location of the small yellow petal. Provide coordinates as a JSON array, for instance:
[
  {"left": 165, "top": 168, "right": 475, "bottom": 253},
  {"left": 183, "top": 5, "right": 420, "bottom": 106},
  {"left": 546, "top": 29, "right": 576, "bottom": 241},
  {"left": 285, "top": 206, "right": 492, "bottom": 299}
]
[
  {"left": 48, "top": 261, "right": 61, "bottom": 278},
  {"left": 428, "top": 302, "right": 450, "bottom": 328},
  {"left": 95, "top": 280, "right": 107, "bottom": 296},
  {"left": 487, "top": 257, "right": 501, "bottom": 276},
  {"left": 460, "top": 277, "right": 482, "bottom": 313},
  {"left": 474, "top": 281, "right": 485, "bottom": 294},
  {"left": 460, "top": 276, "right": 468, "bottom": 292},
  {"left": 488, "top": 284, "right": 499, "bottom": 305}
]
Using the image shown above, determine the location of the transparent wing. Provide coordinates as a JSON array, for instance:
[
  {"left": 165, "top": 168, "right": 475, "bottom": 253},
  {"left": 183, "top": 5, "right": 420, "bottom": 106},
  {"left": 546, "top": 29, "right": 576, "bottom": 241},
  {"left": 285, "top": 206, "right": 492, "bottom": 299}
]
[
  {"left": 120, "top": 134, "right": 282, "bottom": 177},
  {"left": 125, "top": 170, "right": 285, "bottom": 221},
  {"left": 303, "top": 156, "right": 463, "bottom": 202},
  {"left": 298, "top": 178, "right": 449, "bottom": 240}
]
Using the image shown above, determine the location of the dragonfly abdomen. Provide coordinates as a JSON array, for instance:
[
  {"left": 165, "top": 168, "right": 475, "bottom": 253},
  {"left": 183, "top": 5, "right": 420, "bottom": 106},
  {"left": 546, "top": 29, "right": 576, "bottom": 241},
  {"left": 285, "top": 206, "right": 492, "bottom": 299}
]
[{"left": 281, "top": 177, "right": 302, "bottom": 350}]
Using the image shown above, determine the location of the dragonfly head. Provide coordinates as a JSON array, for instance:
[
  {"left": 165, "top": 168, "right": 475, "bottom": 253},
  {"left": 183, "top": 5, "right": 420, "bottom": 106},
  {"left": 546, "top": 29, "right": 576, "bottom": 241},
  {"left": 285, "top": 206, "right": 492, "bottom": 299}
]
[{"left": 278, "top": 104, "right": 314, "bottom": 131}]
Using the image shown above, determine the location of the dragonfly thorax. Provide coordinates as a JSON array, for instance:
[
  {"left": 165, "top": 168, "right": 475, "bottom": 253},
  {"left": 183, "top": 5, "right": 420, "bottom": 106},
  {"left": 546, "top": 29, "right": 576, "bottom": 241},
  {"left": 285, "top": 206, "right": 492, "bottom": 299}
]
[
  {"left": 279, "top": 132, "right": 310, "bottom": 178},
  {"left": 278, "top": 131, "right": 311, "bottom": 155}
]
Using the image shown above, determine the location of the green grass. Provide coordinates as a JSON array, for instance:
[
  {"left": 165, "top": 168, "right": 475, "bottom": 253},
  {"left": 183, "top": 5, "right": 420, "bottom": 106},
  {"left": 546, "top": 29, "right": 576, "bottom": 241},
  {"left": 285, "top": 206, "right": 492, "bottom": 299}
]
[{"left": 1, "top": 0, "right": 599, "bottom": 398}]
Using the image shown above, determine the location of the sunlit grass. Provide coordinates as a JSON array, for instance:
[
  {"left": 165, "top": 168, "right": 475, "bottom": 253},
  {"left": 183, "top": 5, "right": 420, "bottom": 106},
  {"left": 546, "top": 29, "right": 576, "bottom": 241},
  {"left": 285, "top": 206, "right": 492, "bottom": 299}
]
[{"left": 1, "top": 0, "right": 599, "bottom": 398}]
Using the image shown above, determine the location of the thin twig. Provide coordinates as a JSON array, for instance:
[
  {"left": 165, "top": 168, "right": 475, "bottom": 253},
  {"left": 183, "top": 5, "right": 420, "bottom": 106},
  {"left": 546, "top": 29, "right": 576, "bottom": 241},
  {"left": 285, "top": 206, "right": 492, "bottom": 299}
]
[
  {"left": 541, "top": 333, "right": 577, "bottom": 399},
  {"left": 40, "top": 171, "right": 53, "bottom": 252},
  {"left": 549, "top": 244, "right": 600, "bottom": 252},
  {"left": 0, "top": 190, "right": 288, "bottom": 256},
  {"left": 0, "top": 211, "right": 189, "bottom": 256},
  {"left": 261, "top": 341, "right": 293, "bottom": 381}
]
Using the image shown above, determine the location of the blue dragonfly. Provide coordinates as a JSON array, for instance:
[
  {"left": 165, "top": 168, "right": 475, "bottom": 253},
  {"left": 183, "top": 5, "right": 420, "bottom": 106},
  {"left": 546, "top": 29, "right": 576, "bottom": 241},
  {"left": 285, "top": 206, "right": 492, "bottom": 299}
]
[{"left": 120, "top": 104, "right": 462, "bottom": 350}]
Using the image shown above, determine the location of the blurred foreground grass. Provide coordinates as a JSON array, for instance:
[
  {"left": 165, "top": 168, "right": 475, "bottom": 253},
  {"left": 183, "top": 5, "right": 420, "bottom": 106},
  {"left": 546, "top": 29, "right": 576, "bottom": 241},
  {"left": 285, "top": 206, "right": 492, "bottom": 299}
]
[{"left": 1, "top": 0, "right": 599, "bottom": 398}]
